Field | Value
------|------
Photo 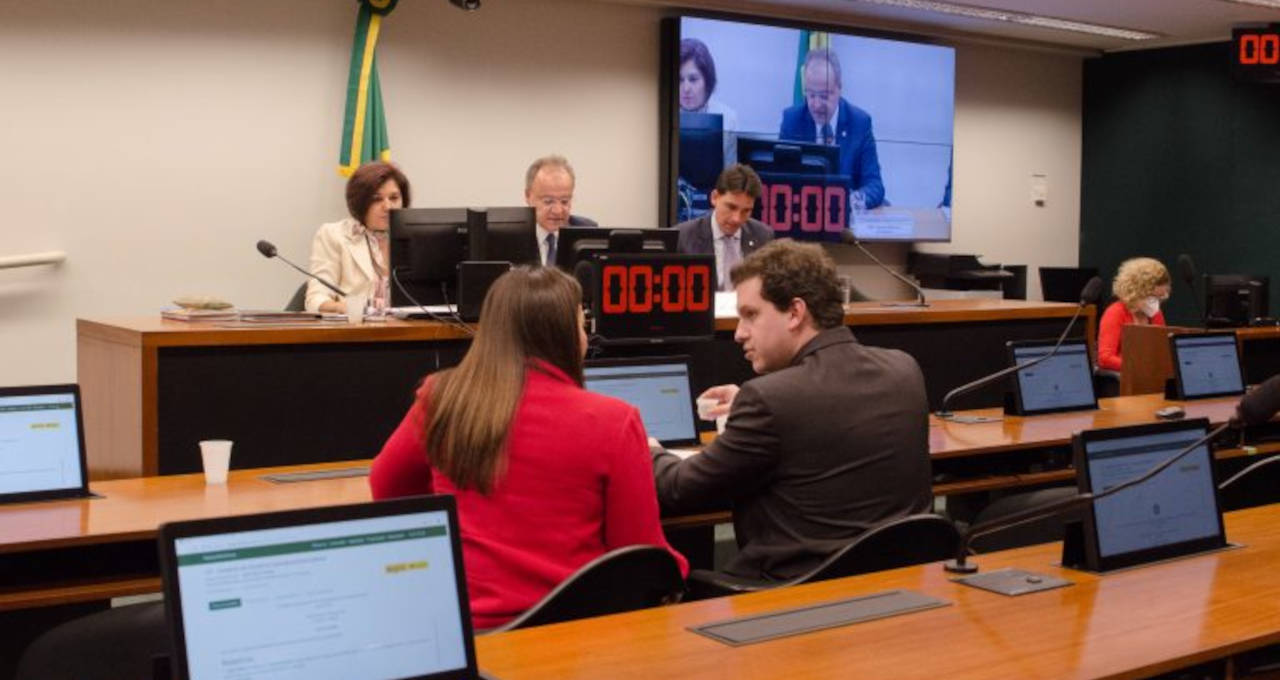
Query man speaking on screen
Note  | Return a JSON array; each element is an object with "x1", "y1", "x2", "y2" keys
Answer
[{"x1": 779, "y1": 48, "x2": 885, "y2": 211}]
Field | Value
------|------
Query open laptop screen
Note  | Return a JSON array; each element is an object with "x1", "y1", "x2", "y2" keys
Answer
[
  {"x1": 1171, "y1": 333, "x2": 1244, "y2": 399},
  {"x1": 0, "y1": 384, "x2": 89, "y2": 503},
  {"x1": 1007, "y1": 340, "x2": 1098, "y2": 415},
  {"x1": 161, "y1": 497, "x2": 476, "y2": 680},
  {"x1": 1074, "y1": 419, "x2": 1226, "y2": 571},
  {"x1": 584, "y1": 357, "x2": 699, "y2": 447}
]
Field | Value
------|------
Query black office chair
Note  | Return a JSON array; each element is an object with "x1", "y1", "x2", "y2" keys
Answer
[
  {"x1": 686, "y1": 514, "x2": 960, "y2": 599},
  {"x1": 482, "y1": 545, "x2": 686, "y2": 634},
  {"x1": 967, "y1": 486, "x2": 1082, "y2": 553},
  {"x1": 15, "y1": 601, "x2": 169, "y2": 680},
  {"x1": 284, "y1": 282, "x2": 307, "y2": 311},
  {"x1": 1039, "y1": 266, "x2": 1100, "y2": 303}
]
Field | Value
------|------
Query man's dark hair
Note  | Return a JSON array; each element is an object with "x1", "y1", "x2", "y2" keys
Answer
[
  {"x1": 714, "y1": 163, "x2": 763, "y2": 200},
  {"x1": 730, "y1": 240, "x2": 844, "y2": 329}
]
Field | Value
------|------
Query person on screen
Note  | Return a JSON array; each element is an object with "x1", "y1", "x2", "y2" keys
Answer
[
  {"x1": 305, "y1": 161, "x2": 410, "y2": 313},
  {"x1": 371, "y1": 267, "x2": 687, "y2": 630},
  {"x1": 679, "y1": 38, "x2": 739, "y2": 164},
  {"x1": 1097, "y1": 257, "x2": 1171, "y2": 371},
  {"x1": 778, "y1": 48, "x2": 885, "y2": 211},
  {"x1": 650, "y1": 240, "x2": 931, "y2": 582},
  {"x1": 523, "y1": 155, "x2": 597, "y2": 268},
  {"x1": 674, "y1": 164, "x2": 773, "y2": 292}
]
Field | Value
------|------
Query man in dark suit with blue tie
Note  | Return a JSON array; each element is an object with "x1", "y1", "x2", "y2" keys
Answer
[
  {"x1": 778, "y1": 48, "x2": 885, "y2": 211},
  {"x1": 674, "y1": 164, "x2": 774, "y2": 292}
]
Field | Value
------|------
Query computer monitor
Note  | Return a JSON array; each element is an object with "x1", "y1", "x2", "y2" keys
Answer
[
  {"x1": 1169, "y1": 332, "x2": 1245, "y2": 399},
  {"x1": 159, "y1": 496, "x2": 479, "y2": 680},
  {"x1": 1072, "y1": 418, "x2": 1226, "y2": 571},
  {"x1": 474, "y1": 206, "x2": 539, "y2": 266},
  {"x1": 736, "y1": 135, "x2": 841, "y2": 176},
  {"x1": 677, "y1": 112, "x2": 724, "y2": 221},
  {"x1": 389, "y1": 208, "x2": 472, "y2": 307},
  {"x1": 0, "y1": 383, "x2": 91, "y2": 504},
  {"x1": 583, "y1": 357, "x2": 700, "y2": 448},
  {"x1": 1005, "y1": 339, "x2": 1098, "y2": 415},
  {"x1": 1039, "y1": 267, "x2": 1100, "y2": 303},
  {"x1": 1204, "y1": 273, "x2": 1269, "y2": 327},
  {"x1": 553, "y1": 227, "x2": 680, "y2": 271},
  {"x1": 736, "y1": 135, "x2": 849, "y2": 242}
]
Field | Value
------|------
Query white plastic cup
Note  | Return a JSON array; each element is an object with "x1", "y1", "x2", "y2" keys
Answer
[
  {"x1": 715, "y1": 414, "x2": 728, "y2": 434},
  {"x1": 838, "y1": 276, "x2": 854, "y2": 305},
  {"x1": 199, "y1": 440, "x2": 233, "y2": 485},
  {"x1": 345, "y1": 293, "x2": 368, "y2": 324},
  {"x1": 696, "y1": 397, "x2": 719, "y2": 421}
]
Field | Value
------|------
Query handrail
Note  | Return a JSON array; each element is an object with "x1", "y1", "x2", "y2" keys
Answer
[{"x1": 0, "y1": 251, "x2": 66, "y2": 270}]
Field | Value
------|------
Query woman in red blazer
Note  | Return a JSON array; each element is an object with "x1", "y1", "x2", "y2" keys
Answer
[
  {"x1": 371, "y1": 266, "x2": 687, "y2": 630},
  {"x1": 1097, "y1": 257, "x2": 1171, "y2": 371}
]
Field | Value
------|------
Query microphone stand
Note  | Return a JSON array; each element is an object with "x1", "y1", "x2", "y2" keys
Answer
[
  {"x1": 944, "y1": 421, "x2": 1230, "y2": 574},
  {"x1": 840, "y1": 231, "x2": 927, "y2": 307}
]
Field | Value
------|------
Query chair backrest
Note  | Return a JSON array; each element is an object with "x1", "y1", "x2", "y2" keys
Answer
[
  {"x1": 15, "y1": 601, "x2": 168, "y2": 680},
  {"x1": 488, "y1": 545, "x2": 685, "y2": 633},
  {"x1": 968, "y1": 486, "x2": 1082, "y2": 553},
  {"x1": 284, "y1": 282, "x2": 307, "y2": 311},
  {"x1": 790, "y1": 514, "x2": 960, "y2": 586}
]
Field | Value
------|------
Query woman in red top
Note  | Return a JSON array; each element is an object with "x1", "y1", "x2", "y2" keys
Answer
[
  {"x1": 1097, "y1": 257, "x2": 1171, "y2": 371},
  {"x1": 370, "y1": 267, "x2": 687, "y2": 630}
]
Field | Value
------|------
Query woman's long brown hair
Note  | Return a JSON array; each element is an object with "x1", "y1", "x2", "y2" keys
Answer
[{"x1": 423, "y1": 266, "x2": 584, "y2": 494}]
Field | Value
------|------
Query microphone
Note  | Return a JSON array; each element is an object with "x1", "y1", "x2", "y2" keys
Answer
[
  {"x1": 936, "y1": 276, "x2": 1103, "y2": 419},
  {"x1": 1178, "y1": 253, "x2": 1206, "y2": 327},
  {"x1": 840, "y1": 230, "x2": 927, "y2": 307},
  {"x1": 944, "y1": 420, "x2": 1231, "y2": 573},
  {"x1": 256, "y1": 240, "x2": 347, "y2": 298}
]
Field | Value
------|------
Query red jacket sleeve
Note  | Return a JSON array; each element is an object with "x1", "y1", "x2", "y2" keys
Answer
[
  {"x1": 370, "y1": 399, "x2": 434, "y2": 500},
  {"x1": 602, "y1": 409, "x2": 690, "y2": 577},
  {"x1": 1097, "y1": 302, "x2": 1125, "y2": 371}
]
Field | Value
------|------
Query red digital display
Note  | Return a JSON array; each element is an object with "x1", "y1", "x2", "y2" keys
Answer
[
  {"x1": 590, "y1": 253, "x2": 715, "y2": 344},
  {"x1": 1233, "y1": 26, "x2": 1280, "y2": 83},
  {"x1": 755, "y1": 179, "x2": 848, "y2": 238}
]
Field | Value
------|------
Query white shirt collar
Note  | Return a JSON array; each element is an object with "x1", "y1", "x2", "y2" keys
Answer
[{"x1": 816, "y1": 104, "x2": 840, "y2": 140}]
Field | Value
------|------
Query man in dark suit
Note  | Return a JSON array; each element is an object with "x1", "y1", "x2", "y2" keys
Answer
[
  {"x1": 674, "y1": 164, "x2": 774, "y2": 291},
  {"x1": 778, "y1": 48, "x2": 885, "y2": 211},
  {"x1": 651, "y1": 240, "x2": 931, "y2": 581},
  {"x1": 524, "y1": 155, "x2": 597, "y2": 267}
]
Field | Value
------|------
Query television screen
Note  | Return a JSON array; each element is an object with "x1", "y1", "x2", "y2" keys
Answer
[{"x1": 667, "y1": 16, "x2": 955, "y2": 242}]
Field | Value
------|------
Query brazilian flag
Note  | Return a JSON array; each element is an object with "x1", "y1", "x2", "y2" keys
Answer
[
  {"x1": 792, "y1": 30, "x2": 831, "y2": 107},
  {"x1": 338, "y1": 0, "x2": 399, "y2": 177}
]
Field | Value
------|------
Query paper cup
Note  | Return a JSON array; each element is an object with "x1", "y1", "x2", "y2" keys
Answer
[
  {"x1": 345, "y1": 293, "x2": 368, "y2": 324},
  {"x1": 715, "y1": 414, "x2": 728, "y2": 434},
  {"x1": 696, "y1": 397, "x2": 719, "y2": 421},
  {"x1": 199, "y1": 439, "x2": 233, "y2": 485}
]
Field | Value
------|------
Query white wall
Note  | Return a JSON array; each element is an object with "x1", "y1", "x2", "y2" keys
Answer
[{"x1": 0, "y1": 0, "x2": 1081, "y2": 386}]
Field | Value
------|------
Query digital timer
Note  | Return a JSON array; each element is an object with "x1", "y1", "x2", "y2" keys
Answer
[
  {"x1": 587, "y1": 253, "x2": 715, "y2": 344},
  {"x1": 1233, "y1": 25, "x2": 1280, "y2": 83}
]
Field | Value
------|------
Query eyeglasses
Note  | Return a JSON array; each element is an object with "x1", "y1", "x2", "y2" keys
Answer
[{"x1": 803, "y1": 90, "x2": 837, "y2": 100}]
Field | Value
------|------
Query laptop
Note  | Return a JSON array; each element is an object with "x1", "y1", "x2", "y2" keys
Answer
[
  {"x1": 159, "y1": 496, "x2": 482, "y2": 680},
  {"x1": 1169, "y1": 332, "x2": 1245, "y2": 399},
  {"x1": 583, "y1": 356, "x2": 701, "y2": 452},
  {"x1": 1072, "y1": 418, "x2": 1226, "y2": 572},
  {"x1": 0, "y1": 384, "x2": 92, "y2": 504},
  {"x1": 1005, "y1": 339, "x2": 1099, "y2": 415}
]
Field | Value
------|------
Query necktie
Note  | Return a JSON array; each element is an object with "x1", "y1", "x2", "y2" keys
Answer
[
  {"x1": 821, "y1": 123, "x2": 834, "y2": 146},
  {"x1": 720, "y1": 235, "x2": 740, "y2": 292},
  {"x1": 545, "y1": 232, "x2": 557, "y2": 267}
]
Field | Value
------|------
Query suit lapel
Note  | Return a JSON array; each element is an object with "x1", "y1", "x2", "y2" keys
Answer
[{"x1": 346, "y1": 227, "x2": 376, "y2": 283}]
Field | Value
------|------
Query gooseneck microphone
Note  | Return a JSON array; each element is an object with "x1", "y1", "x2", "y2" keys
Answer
[
  {"x1": 944, "y1": 421, "x2": 1231, "y2": 574},
  {"x1": 1178, "y1": 253, "x2": 1206, "y2": 327},
  {"x1": 840, "y1": 230, "x2": 927, "y2": 307},
  {"x1": 936, "y1": 276, "x2": 1103, "y2": 418},
  {"x1": 256, "y1": 240, "x2": 347, "y2": 298}
]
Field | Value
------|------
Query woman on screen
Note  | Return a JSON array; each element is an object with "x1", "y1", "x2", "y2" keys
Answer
[
  {"x1": 304, "y1": 161, "x2": 410, "y2": 314},
  {"x1": 1097, "y1": 257, "x2": 1171, "y2": 371},
  {"x1": 370, "y1": 267, "x2": 688, "y2": 629},
  {"x1": 679, "y1": 38, "x2": 739, "y2": 163}
]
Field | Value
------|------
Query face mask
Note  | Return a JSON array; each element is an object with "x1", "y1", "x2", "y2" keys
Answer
[{"x1": 1139, "y1": 297, "x2": 1160, "y2": 318}]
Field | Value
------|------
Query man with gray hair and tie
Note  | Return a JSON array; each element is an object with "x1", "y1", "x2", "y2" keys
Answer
[
  {"x1": 674, "y1": 164, "x2": 774, "y2": 292},
  {"x1": 523, "y1": 154, "x2": 597, "y2": 268},
  {"x1": 778, "y1": 48, "x2": 885, "y2": 211}
]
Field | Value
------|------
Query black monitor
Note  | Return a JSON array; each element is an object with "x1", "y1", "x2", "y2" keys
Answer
[
  {"x1": 1039, "y1": 267, "x2": 1099, "y2": 303},
  {"x1": 1204, "y1": 274, "x2": 1269, "y2": 327},
  {"x1": 553, "y1": 227, "x2": 680, "y2": 271},
  {"x1": 389, "y1": 208, "x2": 472, "y2": 306},
  {"x1": 737, "y1": 135, "x2": 841, "y2": 176},
  {"x1": 475, "y1": 206, "x2": 539, "y2": 266},
  {"x1": 677, "y1": 112, "x2": 724, "y2": 221}
]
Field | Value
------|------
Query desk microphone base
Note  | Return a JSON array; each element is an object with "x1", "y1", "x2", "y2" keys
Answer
[{"x1": 951, "y1": 568, "x2": 1073, "y2": 597}]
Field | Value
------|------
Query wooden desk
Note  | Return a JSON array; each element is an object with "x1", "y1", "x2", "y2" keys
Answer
[
  {"x1": 77, "y1": 300, "x2": 1090, "y2": 479},
  {"x1": 1120, "y1": 324, "x2": 1280, "y2": 395},
  {"x1": 476, "y1": 504, "x2": 1280, "y2": 680}
]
